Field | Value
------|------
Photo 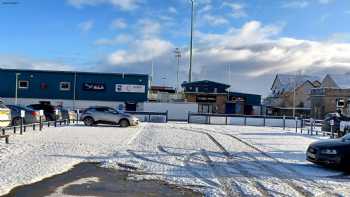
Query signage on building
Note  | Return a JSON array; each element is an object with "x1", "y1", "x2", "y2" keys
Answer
[
  {"x1": 196, "y1": 95, "x2": 216, "y2": 103},
  {"x1": 115, "y1": 84, "x2": 145, "y2": 93},
  {"x1": 83, "y1": 83, "x2": 106, "y2": 91}
]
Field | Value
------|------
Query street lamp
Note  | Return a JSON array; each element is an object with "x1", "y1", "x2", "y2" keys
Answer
[
  {"x1": 15, "y1": 73, "x2": 20, "y2": 105},
  {"x1": 188, "y1": 0, "x2": 194, "y2": 83}
]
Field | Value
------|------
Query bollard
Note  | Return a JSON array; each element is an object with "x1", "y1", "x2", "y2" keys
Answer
[
  {"x1": 39, "y1": 116, "x2": 42, "y2": 131},
  {"x1": 14, "y1": 126, "x2": 16, "y2": 134},
  {"x1": 2, "y1": 128, "x2": 5, "y2": 135},
  {"x1": 24, "y1": 125, "x2": 26, "y2": 133},
  {"x1": 33, "y1": 124, "x2": 35, "y2": 131},
  {"x1": 5, "y1": 136, "x2": 9, "y2": 144},
  {"x1": 295, "y1": 117, "x2": 298, "y2": 133},
  {"x1": 20, "y1": 118, "x2": 23, "y2": 135},
  {"x1": 283, "y1": 115, "x2": 286, "y2": 130}
]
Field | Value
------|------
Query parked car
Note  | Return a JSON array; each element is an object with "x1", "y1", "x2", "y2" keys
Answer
[
  {"x1": 322, "y1": 112, "x2": 350, "y2": 137},
  {"x1": 6, "y1": 105, "x2": 41, "y2": 126},
  {"x1": 306, "y1": 133, "x2": 350, "y2": 167},
  {"x1": 0, "y1": 102, "x2": 11, "y2": 127},
  {"x1": 80, "y1": 106, "x2": 139, "y2": 127},
  {"x1": 27, "y1": 103, "x2": 62, "y2": 121}
]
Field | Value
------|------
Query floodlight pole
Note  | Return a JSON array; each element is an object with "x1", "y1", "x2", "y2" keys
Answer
[
  {"x1": 175, "y1": 48, "x2": 181, "y2": 92},
  {"x1": 188, "y1": 0, "x2": 194, "y2": 83}
]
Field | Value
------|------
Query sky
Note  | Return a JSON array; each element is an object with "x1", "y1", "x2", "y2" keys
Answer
[{"x1": 1, "y1": 0, "x2": 350, "y2": 96}]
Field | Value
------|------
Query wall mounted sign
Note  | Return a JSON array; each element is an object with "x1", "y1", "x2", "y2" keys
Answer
[
  {"x1": 115, "y1": 84, "x2": 145, "y2": 93},
  {"x1": 83, "y1": 83, "x2": 106, "y2": 91}
]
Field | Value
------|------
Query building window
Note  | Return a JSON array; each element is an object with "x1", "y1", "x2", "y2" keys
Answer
[
  {"x1": 214, "y1": 88, "x2": 217, "y2": 93},
  {"x1": 195, "y1": 87, "x2": 199, "y2": 92},
  {"x1": 18, "y1": 80, "x2": 29, "y2": 89},
  {"x1": 60, "y1": 82, "x2": 71, "y2": 91}
]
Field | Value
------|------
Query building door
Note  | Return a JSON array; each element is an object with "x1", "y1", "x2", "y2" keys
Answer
[
  {"x1": 125, "y1": 102, "x2": 137, "y2": 111},
  {"x1": 199, "y1": 104, "x2": 213, "y2": 113},
  {"x1": 225, "y1": 102, "x2": 235, "y2": 114}
]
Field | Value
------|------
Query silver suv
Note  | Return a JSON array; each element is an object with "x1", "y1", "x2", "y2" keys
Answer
[{"x1": 80, "y1": 106, "x2": 139, "y2": 127}]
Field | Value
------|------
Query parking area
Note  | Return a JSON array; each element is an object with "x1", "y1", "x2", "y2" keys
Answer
[{"x1": 1, "y1": 122, "x2": 349, "y2": 196}]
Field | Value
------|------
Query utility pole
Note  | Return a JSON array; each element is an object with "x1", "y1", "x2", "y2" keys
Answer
[
  {"x1": 174, "y1": 48, "x2": 181, "y2": 92},
  {"x1": 188, "y1": 0, "x2": 194, "y2": 82}
]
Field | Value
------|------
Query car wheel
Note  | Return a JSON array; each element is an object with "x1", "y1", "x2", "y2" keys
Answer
[
  {"x1": 12, "y1": 117, "x2": 22, "y2": 126},
  {"x1": 119, "y1": 119, "x2": 130, "y2": 128},
  {"x1": 83, "y1": 117, "x2": 94, "y2": 126}
]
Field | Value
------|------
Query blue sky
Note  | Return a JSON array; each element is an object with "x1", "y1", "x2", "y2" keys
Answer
[{"x1": 1, "y1": 0, "x2": 350, "y2": 96}]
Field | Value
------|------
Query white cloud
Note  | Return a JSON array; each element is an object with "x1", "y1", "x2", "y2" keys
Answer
[
  {"x1": 78, "y1": 20, "x2": 94, "y2": 32},
  {"x1": 107, "y1": 38, "x2": 173, "y2": 65},
  {"x1": 67, "y1": 0, "x2": 140, "y2": 10},
  {"x1": 282, "y1": 1, "x2": 309, "y2": 8},
  {"x1": 0, "y1": 54, "x2": 75, "y2": 71},
  {"x1": 110, "y1": 18, "x2": 127, "y2": 29},
  {"x1": 95, "y1": 34, "x2": 132, "y2": 45},
  {"x1": 137, "y1": 19, "x2": 161, "y2": 38},
  {"x1": 318, "y1": 0, "x2": 335, "y2": 4},
  {"x1": 222, "y1": 2, "x2": 247, "y2": 18},
  {"x1": 168, "y1": 6, "x2": 177, "y2": 14},
  {"x1": 203, "y1": 14, "x2": 229, "y2": 26}
]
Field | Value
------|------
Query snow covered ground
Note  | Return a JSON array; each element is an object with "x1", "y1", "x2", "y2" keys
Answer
[{"x1": 0, "y1": 122, "x2": 349, "y2": 196}]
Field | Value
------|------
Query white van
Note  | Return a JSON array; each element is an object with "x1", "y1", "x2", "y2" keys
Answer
[{"x1": 0, "y1": 101, "x2": 11, "y2": 128}]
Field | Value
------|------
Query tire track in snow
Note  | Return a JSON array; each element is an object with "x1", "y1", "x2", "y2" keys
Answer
[
  {"x1": 175, "y1": 126, "x2": 271, "y2": 197},
  {"x1": 194, "y1": 126, "x2": 340, "y2": 197}
]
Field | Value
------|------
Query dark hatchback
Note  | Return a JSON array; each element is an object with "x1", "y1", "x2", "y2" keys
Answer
[{"x1": 307, "y1": 134, "x2": 350, "y2": 168}]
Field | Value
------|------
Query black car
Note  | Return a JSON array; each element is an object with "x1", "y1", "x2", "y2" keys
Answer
[
  {"x1": 306, "y1": 134, "x2": 350, "y2": 167},
  {"x1": 27, "y1": 103, "x2": 62, "y2": 121}
]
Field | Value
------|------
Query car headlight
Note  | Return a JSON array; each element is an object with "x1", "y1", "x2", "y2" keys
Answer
[{"x1": 320, "y1": 149, "x2": 338, "y2": 155}]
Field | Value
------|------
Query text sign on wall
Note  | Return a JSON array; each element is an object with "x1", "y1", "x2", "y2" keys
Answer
[
  {"x1": 115, "y1": 84, "x2": 145, "y2": 93},
  {"x1": 83, "y1": 83, "x2": 106, "y2": 91}
]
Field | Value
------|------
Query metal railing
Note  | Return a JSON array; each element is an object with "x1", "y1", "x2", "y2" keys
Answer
[
  {"x1": 125, "y1": 111, "x2": 168, "y2": 123},
  {"x1": 0, "y1": 117, "x2": 78, "y2": 144}
]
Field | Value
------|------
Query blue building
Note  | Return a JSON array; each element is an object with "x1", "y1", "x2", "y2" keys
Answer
[{"x1": 0, "y1": 68, "x2": 149, "y2": 111}]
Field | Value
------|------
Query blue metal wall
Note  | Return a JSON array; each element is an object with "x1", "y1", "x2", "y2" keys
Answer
[{"x1": 0, "y1": 69, "x2": 149, "y2": 102}]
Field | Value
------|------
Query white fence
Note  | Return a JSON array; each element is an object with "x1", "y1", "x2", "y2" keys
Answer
[
  {"x1": 143, "y1": 102, "x2": 198, "y2": 121},
  {"x1": 188, "y1": 113, "x2": 302, "y2": 128},
  {"x1": 125, "y1": 111, "x2": 168, "y2": 123}
]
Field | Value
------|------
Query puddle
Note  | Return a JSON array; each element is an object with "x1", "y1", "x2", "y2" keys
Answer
[{"x1": 2, "y1": 162, "x2": 202, "y2": 197}]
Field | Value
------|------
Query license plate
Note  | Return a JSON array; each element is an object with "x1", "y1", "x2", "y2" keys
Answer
[{"x1": 307, "y1": 152, "x2": 316, "y2": 159}]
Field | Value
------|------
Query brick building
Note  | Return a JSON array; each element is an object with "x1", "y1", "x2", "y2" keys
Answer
[
  {"x1": 311, "y1": 74, "x2": 350, "y2": 119},
  {"x1": 264, "y1": 74, "x2": 321, "y2": 116},
  {"x1": 181, "y1": 80, "x2": 261, "y2": 114}
]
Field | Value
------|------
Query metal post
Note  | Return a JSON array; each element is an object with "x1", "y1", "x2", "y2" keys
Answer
[
  {"x1": 20, "y1": 118, "x2": 23, "y2": 135},
  {"x1": 296, "y1": 117, "x2": 298, "y2": 133},
  {"x1": 283, "y1": 115, "x2": 286, "y2": 130},
  {"x1": 188, "y1": 0, "x2": 194, "y2": 82},
  {"x1": 39, "y1": 116, "x2": 42, "y2": 131},
  {"x1": 331, "y1": 124, "x2": 334, "y2": 139}
]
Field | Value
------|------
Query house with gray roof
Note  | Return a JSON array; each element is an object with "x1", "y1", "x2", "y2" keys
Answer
[
  {"x1": 310, "y1": 74, "x2": 350, "y2": 118},
  {"x1": 264, "y1": 74, "x2": 321, "y2": 116}
]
